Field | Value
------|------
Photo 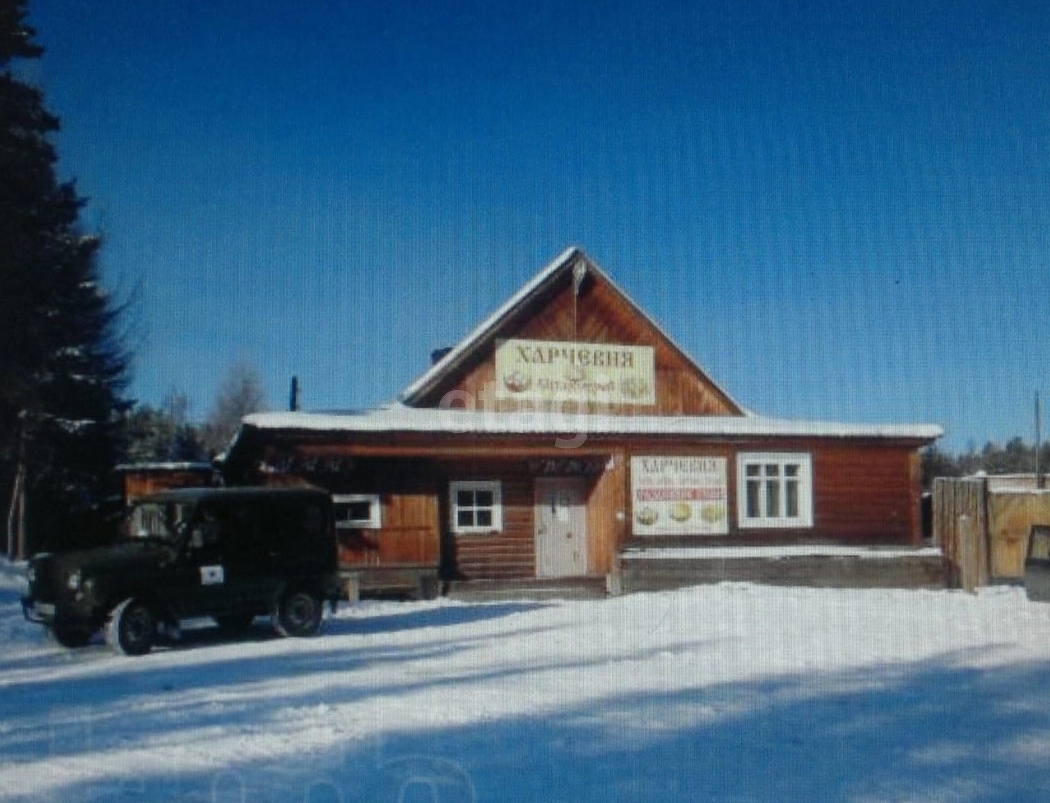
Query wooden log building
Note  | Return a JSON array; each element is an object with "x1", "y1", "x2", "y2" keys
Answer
[
  {"x1": 116, "y1": 462, "x2": 217, "y2": 504},
  {"x1": 223, "y1": 247, "x2": 942, "y2": 595}
]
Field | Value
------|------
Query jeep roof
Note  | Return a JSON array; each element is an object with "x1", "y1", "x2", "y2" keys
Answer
[{"x1": 136, "y1": 485, "x2": 331, "y2": 505}]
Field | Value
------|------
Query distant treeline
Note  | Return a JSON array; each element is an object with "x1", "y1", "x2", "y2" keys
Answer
[{"x1": 923, "y1": 437, "x2": 1050, "y2": 487}]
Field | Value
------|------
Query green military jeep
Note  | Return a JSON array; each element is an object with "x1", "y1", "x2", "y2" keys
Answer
[{"x1": 22, "y1": 486, "x2": 341, "y2": 655}]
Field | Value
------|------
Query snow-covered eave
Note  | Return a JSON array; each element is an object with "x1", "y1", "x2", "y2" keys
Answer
[
  {"x1": 241, "y1": 407, "x2": 943, "y2": 443},
  {"x1": 114, "y1": 462, "x2": 214, "y2": 472}
]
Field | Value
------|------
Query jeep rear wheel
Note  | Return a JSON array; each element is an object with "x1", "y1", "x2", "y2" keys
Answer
[
  {"x1": 272, "y1": 590, "x2": 323, "y2": 637},
  {"x1": 106, "y1": 598, "x2": 156, "y2": 656}
]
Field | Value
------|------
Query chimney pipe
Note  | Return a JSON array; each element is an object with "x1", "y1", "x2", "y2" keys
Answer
[{"x1": 289, "y1": 376, "x2": 301, "y2": 412}]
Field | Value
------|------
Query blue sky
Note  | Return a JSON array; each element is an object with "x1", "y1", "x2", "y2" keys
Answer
[{"x1": 25, "y1": 0, "x2": 1050, "y2": 451}]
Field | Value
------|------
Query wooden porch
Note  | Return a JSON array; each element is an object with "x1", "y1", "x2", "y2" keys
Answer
[{"x1": 613, "y1": 544, "x2": 947, "y2": 593}]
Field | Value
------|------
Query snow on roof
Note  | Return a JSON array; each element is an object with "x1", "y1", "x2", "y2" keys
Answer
[
  {"x1": 621, "y1": 545, "x2": 943, "y2": 560},
  {"x1": 398, "y1": 246, "x2": 745, "y2": 412},
  {"x1": 114, "y1": 462, "x2": 214, "y2": 472},
  {"x1": 242, "y1": 405, "x2": 943, "y2": 442},
  {"x1": 980, "y1": 474, "x2": 1050, "y2": 494}
]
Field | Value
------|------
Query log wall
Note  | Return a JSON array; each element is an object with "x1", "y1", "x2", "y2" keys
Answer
[
  {"x1": 586, "y1": 451, "x2": 628, "y2": 574},
  {"x1": 811, "y1": 442, "x2": 923, "y2": 544},
  {"x1": 122, "y1": 468, "x2": 215, "y2": 504},
  {"x1": 444, "y1": 465, "x2": 536, "y2": 580},
  {"x1": 624, "y1": 439, "x2": 924, "y2": 546},
  {"x1": 336, "y1": 492, "x2": 440, "y2": 569},
  {"x1": 241, "y1": 433, "x2": 928, "y2": 582}
]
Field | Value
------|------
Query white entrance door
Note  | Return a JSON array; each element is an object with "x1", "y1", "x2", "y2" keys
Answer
[{"x1": 535, "y1": 478, "x2": 588, "y2": 578}]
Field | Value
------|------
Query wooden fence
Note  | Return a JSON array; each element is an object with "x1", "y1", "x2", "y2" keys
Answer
[{"x1": 933, "y1": 476, "x2": 1050, "y2": 589}]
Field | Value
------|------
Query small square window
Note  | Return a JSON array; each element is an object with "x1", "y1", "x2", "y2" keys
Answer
[
  {"x1": 332, "y1": 494, "x2": 382, "y2": 529},
  {"x1": 449, "y1": 481, "x2": 502, "y2": 534}
]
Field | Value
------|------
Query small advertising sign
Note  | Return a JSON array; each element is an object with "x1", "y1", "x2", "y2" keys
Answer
[
  {"x1": 631, "y1": 456, "x2": 728, "y2": 536},
  {"x1": 495, "y1": 339, "x2": 656, "y2": 406},
  {"x1": 199, "y1": 565, "x2": 225, "y2": 586}
]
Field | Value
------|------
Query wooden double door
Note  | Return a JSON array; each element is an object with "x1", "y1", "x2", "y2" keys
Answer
[{"x1": 534, "y1": 478, "x2": 589, "y2": 578}]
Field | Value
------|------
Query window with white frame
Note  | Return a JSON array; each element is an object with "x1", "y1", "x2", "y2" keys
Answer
[
  {"x1": 332, "y1": 494, "x2": 382, "y2": 529},
  {"x1": 449, "y1": 481, "x2": 502, "y2": 534},
  {"x1": 736, "y1": 453, "x2": 813, "y2": 528}
]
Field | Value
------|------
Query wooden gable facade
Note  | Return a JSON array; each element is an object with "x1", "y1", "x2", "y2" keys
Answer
[
  {"x1": 224, "y1": 247, "x2": 941, "y2": 595},
  {"x1": 402, "y1": 250, "x2": 742, "y2": 418}
]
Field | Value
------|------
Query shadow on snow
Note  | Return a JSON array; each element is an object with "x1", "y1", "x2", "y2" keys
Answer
[{"x1": 2, "y1": 640, "x2": 1049, "y2": 802}]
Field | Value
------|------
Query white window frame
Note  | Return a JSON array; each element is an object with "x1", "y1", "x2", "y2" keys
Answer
[
  {"x1": 736, "y1": 453, "x2": 813, "y2": 529},
  {"x1": 332, "y1": 494, "x2": 383, "y2": 529},
  {"x1": 449, "y1": 480, "x2": 502, "y2": 534}
]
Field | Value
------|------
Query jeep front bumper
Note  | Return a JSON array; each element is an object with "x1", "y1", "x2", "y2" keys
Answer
[{"x1": 21, "y1": 597, "x2": 56, "y2": 625}]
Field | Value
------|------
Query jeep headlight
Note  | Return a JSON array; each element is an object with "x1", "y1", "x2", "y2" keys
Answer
[{"x1": 66, "y1": 570, "x2": 82, "y2": 591}]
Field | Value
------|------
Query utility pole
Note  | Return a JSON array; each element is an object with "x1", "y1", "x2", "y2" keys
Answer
[{"x1": 289, "y1": 376, "x2": 301, "y2": 412}]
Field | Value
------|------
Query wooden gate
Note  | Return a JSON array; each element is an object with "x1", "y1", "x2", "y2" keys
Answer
[
  {"x1": 933, "y1": 476, "x2": 1050, "y2": 588},
  {"x1": 932, "y1": 477, "x2": 988, "y2": 590}
]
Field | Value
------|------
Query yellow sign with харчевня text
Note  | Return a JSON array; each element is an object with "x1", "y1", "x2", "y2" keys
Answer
[{"x1": 494, "y1": 339, "x2": 656, "y2": 405}]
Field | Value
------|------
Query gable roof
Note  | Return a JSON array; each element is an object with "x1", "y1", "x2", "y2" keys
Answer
[{"x1": 399, "y1": 246, "x2": 745, "y2": 413}]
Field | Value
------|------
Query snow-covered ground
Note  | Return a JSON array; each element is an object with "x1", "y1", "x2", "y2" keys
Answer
[{"x1": 2, "y1": 559, "x2": 1049, "y2": 803}]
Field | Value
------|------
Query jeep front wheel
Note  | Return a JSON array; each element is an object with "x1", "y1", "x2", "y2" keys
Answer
[
  {"x1": 272, "y1": 590, "x2": 323, "y2": 637},
  {"x1": 106, "y1": 598, "x2": 156, "y2": 656}
]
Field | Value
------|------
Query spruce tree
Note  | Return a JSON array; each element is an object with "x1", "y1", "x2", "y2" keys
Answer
[{"x1": 1, "y1": 0, "x2": 129, "y2": 555}]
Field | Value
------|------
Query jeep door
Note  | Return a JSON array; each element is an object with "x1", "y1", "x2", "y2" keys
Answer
[
  {"x1": 268, "y1": 495, "x2": 335, "y2": 583},
  {"x1": 221, "y1": 499, "x2": 281, "y2": 612},
  {"x1": 168, "y1": 502, "x2": 242, "y2": 619}
]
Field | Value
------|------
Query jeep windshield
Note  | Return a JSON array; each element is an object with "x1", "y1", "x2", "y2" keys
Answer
[{"x1": 123, "y1": 501, "x2": 194, "y2": 542}]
